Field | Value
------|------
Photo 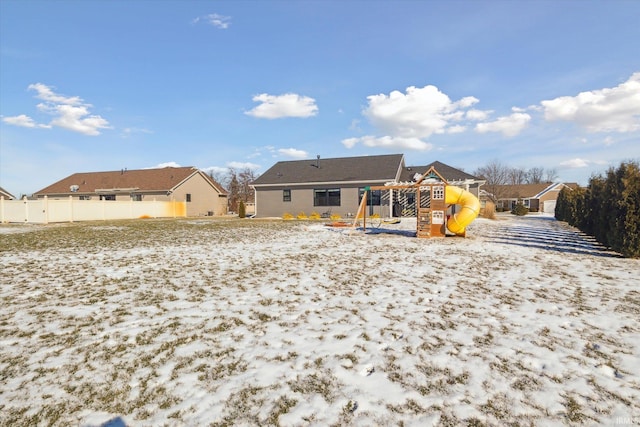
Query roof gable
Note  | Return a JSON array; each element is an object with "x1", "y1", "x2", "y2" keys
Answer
[
  {"x1": 401, "y1": 161, "x2": 479, "y2": 182},
  {"x1": 34, "y1": 167, "x2": 226, "y2": 195},
  {"x1": 252, "y1": 154, "x2": 405, "y2": 186},
  {"x1": 0, "y1": 186, "x2": 16, "y2": 200}
]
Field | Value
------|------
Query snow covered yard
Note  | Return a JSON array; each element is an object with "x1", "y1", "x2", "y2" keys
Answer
[{"x1": 1, "y1": 215, "x2": 639, "y2": 426}]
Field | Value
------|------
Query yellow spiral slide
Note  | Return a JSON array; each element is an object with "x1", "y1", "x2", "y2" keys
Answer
[{"x1": 445, "y1": 185, "x2": 481, "y2": 236}]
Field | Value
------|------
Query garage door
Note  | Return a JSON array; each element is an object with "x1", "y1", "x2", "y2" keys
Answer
[{"x1": 544, "y1": 200, "x2": 556, "y2": 214}]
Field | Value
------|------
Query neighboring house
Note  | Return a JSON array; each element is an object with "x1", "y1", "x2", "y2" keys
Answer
[
  {"x1": 33, "y1": 166, "x2": 228, "y2": 217},
  {"x1": 489, "y1": 182, "x2": 579, "y2": 213},
  {"x1": 251, "y1": 154, "x2": 484, "y2": 218},
  {"x1": 0, "y1": 187, "x2": 16, "y2": 200}
]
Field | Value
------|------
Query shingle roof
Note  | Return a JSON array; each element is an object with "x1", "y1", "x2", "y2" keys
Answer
[
  {"x1": 492, "y1": 183, "x2": 581, "y2": 199},
  {"x1": 34, "y1": 167, "x2": 227, "y2": 195},
  {"x1": 252, "y1": 154, "x2": 405, "y2": 186},
  {"x1": 400, "y1": 161, "x2": 479, "y2": 182},
  {"x1": 0, "y1": 186, "x2": 16, "y2": 199}
]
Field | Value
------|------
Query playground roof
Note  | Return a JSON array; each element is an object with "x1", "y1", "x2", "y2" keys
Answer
[{"x1": 252, "y1": 154, "x2": 405, "y2": 186}]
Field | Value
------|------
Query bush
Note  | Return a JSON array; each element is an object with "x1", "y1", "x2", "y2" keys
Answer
[
  {"x1": 555, "y1": 160, "x2": 640, "y2": 258},
  {"x1": 282, "y1": 212, "x2": 294, "y2": 220},
  {"x1": 296, "y1": 212, "x2": 308, "y2": 220},
  {"x1": 309, "y1": 211, "x2": 321, "y2": 220},
  {"x1": 511, "y1": 202, "x2": 528, "y2": 216},
  {"x1": 238, "y1": 201, "x2": 246, "y2": 218},
  {"x1": 482, "y1": 201, "x2": 496, "y2": 220}
]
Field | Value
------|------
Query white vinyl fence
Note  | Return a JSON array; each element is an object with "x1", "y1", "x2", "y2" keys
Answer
[{"x1": 0, "y1": 196, "x2": 186, "y2": 224}]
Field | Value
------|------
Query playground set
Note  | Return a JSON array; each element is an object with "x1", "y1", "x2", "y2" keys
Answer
[{"x1": 349, "y1": 166, "x2": 481, "y2": 238}]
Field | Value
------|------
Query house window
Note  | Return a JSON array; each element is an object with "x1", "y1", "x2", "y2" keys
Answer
[
  {"x1": 358, "y1": 188, "x2": 381, "y2": 206},
  {"x1": 283, "y1": 189, "x2": 291, "y2": 202},
  {"x1": 186, "y1": 194, "x2": 192, "y2": 202},
  {"x1": 523, "y1": 199, "x2": 530, "y2": 208},
  {"x1": 79, "y1": 195, "x2": 91, "y2": 200},
  {"x1": 314, "y1": 188, "x2": 340, "y2": 206},
  {"x1": 100, "y1": 195, "x2": 116, "y2": 201},
  {"x1": 131, "y1": 194, "x2": 142, "y2": 201}
]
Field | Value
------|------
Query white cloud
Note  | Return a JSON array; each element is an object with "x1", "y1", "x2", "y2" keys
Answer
[
  {"x1": 148, "y1": 162, "x2": 182, "y2": 169},
  {"x1": 341, "y1": 135, "x2": 432, "y2": 151},
  {"x1": 541, "y1": 72, "x2": 640, "y2": 133},
  {"x1": 363, "y1": 85, "x2": 485, "y2": 139},
  {"x1": 245, "y1": 93, "x2": 318, "y2": 119},
  {"x1": 228, "y1": 161, "x2": 261, "y2": 170},
  {"x1": 475, "y1": 112, "x2": 531, "y2": 137},
  {"x1": 560, "y1": 158, "x2": 590, "y2": 168},
  {"x1": 1, "y1": 114, "x2": 49, "y2": 129},
  {"x1": 3, "y1": 83, "x2": 112, "y2": 136},
  {"x1": 278, "y1": 148, "x2": 308, "y2": 159},
  {"x1": 121, "y1": 127, "x2": 153, "y2": 137},
  {"x1": 466, "y1": 109, "x2": 491, "y2": 121},
  {"x1": 192, "y1": 13, "x2": 231, "y2": 29},
  {"x1": 201, "y1": 166, "x2": 229, "y2": 176}
]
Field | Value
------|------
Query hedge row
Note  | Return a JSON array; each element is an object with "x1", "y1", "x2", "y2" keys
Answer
[{"x1": 555, "y1": 160, "x2": 640, "y2": 258}]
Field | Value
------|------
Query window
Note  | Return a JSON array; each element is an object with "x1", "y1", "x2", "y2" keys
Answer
[
  {"x1": 358, "y1": 188, "x2": 381, "y2": 206},
  {"x1": 186, "y1": 194, "x2": 192, "y2": 202},
  {"x1": 79, "y1": 195, "x2": 91, "y2": 200},
  {"x1": 433, "y1": 186, "x2": 444, "y2": 200},
  {"x1": 314, "y1": 188, "x2": 341, "y2": 206},
  {"x1": 100, "y1": 195, "x2": 115, "y2": 201},
  {"x1": 131, "y1": 194, "x2": 142, "y2": 201},
  {"x1": 283, "y1": 189, "x2": 291, "y2": 202}
]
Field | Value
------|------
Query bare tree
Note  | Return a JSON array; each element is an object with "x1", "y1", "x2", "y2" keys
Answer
[
  {"x1": 221, "y1": 167, "x2": 260, "y2": 213},
  {"x1": 527, "y1": 167, "x2": 545, "y2": 184},
  {"x1": 474, "y1": 160, "x2": 510, "y2": 202},
  {"x1": 237, "y1": 167, "x2": 258, "y2": 204},
  {"x1": 227, "y1": 168, "x2": 240, "y2": 213},
  {"x1": 544, "y1": 168, "x2": 559, "y2": 183},
  {"x1": 507, "y1": 167, "x2": 528, "y2": 185}
]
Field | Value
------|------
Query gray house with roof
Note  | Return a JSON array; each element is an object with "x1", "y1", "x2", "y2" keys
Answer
[{"x1": 251, "y1": 154, "x2": 484, "y2": 218}]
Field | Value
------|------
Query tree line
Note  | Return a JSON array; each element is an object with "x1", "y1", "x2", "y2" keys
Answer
[
  {"x1": 473, "y1": 160, "x2": 559, "y2": 202},
  {"x1": 555, "y1": 160, "x2": 640, "y2": 258}
]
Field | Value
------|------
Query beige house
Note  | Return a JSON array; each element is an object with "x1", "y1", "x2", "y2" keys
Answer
[
  {"x1": 490, "y1": 182, "x2": 579, "y2": 213},
  {"x1": 251, "y1": 155, "x2": 484, "y2": 218},
  {"x1": 34, "y1": 166, "x2": 228, "y2": 217}
]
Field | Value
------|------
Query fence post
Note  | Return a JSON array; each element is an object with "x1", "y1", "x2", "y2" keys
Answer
[
  {"x1": 0, "y1": 196, "x2": 4, "y2": 223},
  {"x1": 23, "y1": 196, "x2": 29, "y2": 222},
  {"x1": 43, "y1": 196, "x2": 49, "y2": 224}
]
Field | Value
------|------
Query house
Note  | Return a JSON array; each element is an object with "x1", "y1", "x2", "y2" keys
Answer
[
  {"x1": 490, "y1": 182, "x2": 579, "y2": 214},
  {"x1": 251, "y1": 154, "x2": 484, "y2": 218},
  {"x1": 0, "y1": 186, "x2": 16, "y2": 200},
  {"x1": 33, "y1": 166, "x2": 228, "y2": 217}
]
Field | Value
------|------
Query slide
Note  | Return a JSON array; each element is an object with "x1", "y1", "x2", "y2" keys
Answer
[{"x1": 445, "y1": 185, "x2": 481, "y2": 236}]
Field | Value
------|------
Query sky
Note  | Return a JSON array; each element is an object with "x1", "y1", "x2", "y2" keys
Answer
[{"x1": 1, "y1": 0, "x2": 639, "y2": 197}]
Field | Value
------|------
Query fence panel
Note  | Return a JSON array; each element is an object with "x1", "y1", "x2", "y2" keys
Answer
[{"x1": 0, "y1": 197, "x2": 186, "y2": 223}]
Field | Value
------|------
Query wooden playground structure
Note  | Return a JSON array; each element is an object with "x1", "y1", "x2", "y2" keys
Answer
[{"x1": 351, "y1": 166, "x2": 481, "y2": 238}]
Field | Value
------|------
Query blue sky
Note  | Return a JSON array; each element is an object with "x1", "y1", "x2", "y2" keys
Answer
[{"x1": 1, "y1": 0, "x2": 639, "y2": 197}]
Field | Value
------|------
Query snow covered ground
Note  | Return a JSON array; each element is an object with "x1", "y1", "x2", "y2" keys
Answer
[{"x1": 1, "y1": 215, "x2": 639, "y2": 426}]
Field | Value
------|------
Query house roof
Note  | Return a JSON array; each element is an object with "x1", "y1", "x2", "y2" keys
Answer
[
  {"x1": 0, "y1": 186, "x2": 16, "y2": 200},
  {"x1": 34, "y1": 167, "x2": 227, "y2": 196},
  {"x1": 252, "y1": 154, "x2": 405, "y2": 186},
  {"x1": 493, "y1": 182, "x2": 578, "y2": 199},
  {"x1": 400, "y1": 161, "x2": 480, "y2": 183}
]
